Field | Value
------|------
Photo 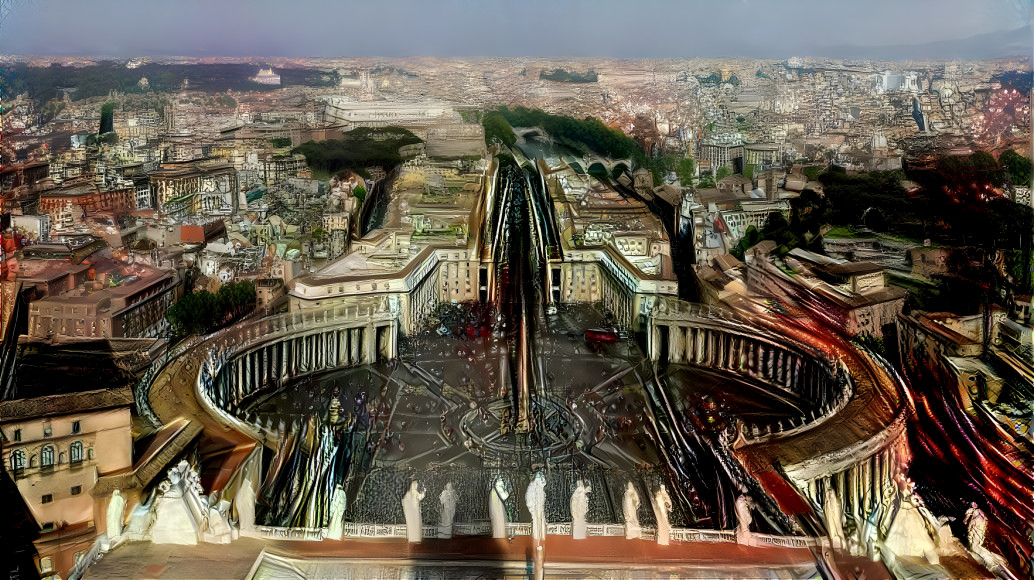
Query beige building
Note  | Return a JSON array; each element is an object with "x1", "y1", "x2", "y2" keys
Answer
[
  {"x1": 2, "y1": 386, "x2": 133, "y2": 579},
  {"x1": 26, "y1": 256, "x2": 181, "y2": 340}
]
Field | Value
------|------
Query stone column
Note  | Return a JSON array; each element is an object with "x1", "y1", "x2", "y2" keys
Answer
[{"x1": 365, "y1": 325, "x2": 376, "y2": 365}]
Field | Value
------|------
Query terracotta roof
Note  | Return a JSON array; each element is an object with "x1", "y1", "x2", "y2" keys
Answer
[
  {"x1": 0, "y1": 386, "x2": 133, "y2": 422},
  {"x1": 180, "y1": 225, "x2": 205, "y2": 244}
]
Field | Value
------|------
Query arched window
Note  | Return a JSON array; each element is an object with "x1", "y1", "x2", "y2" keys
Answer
[
  {"x1": 10, "y1": 449, "x2": 25, "y2": 471},
  {"x1": 70, "y1": 441, "x2": 83, "y2": 464},
  {"x1": 40, "y1": 445, "x2": 54, "y2": 468}
]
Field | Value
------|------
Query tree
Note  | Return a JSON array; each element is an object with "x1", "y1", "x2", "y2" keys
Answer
[
  {"x1": 166, "y1": 290, "x2": 219, "y2": 336},
  {"x1": 677, "y1": 158, "x2": 696, "y2": 187},
  {"x1": 999, "y1": 149, "x2": 1032, "y2": 187},
  {"x1": 217, "y1": 281, "x2": 257, "y2": 321},
  {"x1": 353, "y1": 184, "x2": 367, "y2": 204},
  {"x1": 99, "y1": 102, "x2": 116, "y2": 135},
  {"x1": 697, "y1": 170, "x2": 716, "y2": 189},
  {"x1": 715, "y1": 166, "x2": 732, "y2": 182},
  {"x1": 271, "y1": 137, "x2": 292, "y2": 148},
  {"x1": 481, "y1": 111, "x2": 516, "y2": 147}
]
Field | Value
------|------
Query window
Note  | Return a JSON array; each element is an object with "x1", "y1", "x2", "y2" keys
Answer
[
  {"x1": 43, "y1": 425, "x2": 52, "y2": 438},
  {"x1": 40, "y1": 445, "x2": 54, "y2": 467},
  {"x1": 70, "y1": 441, "x2": 83, "y2": 464},
  {"x1": 39, "y1": 557, "x2": 52, "y2": 573},
  {"x1": 11, "y1": 449, "x2": 25, "y2": 471},
  {"x1": 70, "y1": 485, "x2": 82, "y2": 495},
  {"x1": 13, "y1": 429, "x2": 20, "y2": 442},
  {"x1": 71, "y1": 421, "x2": 81, "y2": 434},
  {"x1": 41, "y1": 494, "x2": 52, "y2": 504}
]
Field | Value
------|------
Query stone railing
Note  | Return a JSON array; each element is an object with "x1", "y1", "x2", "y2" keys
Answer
[
  {"x1": 67, "y1": 535, "x2": 108, "y2": 580},
  {"x1": 738, "y1": 360, "x2": 854, "y2": 445},
  {"x1": 256, "y1": 521, "x2": 818, "y2": 547},
  {"x1": 186, "y1": 303, "x2": 397, "y2": 447},
  {"x1": 649, "y1": 298, "x2": 852, "y2": 440}
]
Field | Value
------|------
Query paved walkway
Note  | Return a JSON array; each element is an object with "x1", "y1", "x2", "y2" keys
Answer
[{"x1": 87, "y1": 536, "x2": 823, "y2": 579}]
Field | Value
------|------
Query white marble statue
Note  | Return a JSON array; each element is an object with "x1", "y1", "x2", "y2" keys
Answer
[
  {"x1": 964, "y1": 502, "x2": 987, "y2": 551},
  {"x1": 652, "y1": 484, "x2": 672, "y2": 546},
  {"x1": 824, "y1": 487, "x2": 846, "y2": 549},
  {"x1": 935, "y1": 516, "x2": 967, "y2": 557},
  {"x1": 490, "y1": 478, "x2": 510, "y2": 539},
  {"x1": 151, "y1": 461, "x2": 201, "y2": 545},
  {"x1": 570, "y1": 480, "x2": 591, "y2": 540},
  {"x1": 123, "y1": 490, "x2": 156, "y2": 541},
  {"x1": 107, "y1": 489, "x2": 126, "y2": 541},
  {"x1": 438, "y1": 483, "x2": 458, "y2": 539},
  {"x1": 402, "y1": 481, "x2": 425, "y2": 543},
  {"x1": 734, "y1": 495, "x2": 753, "y2": 544},
  {"x1": 235, "y1": 474, "x2": 256, "y2": 535},
  {"x1": 525, "y1": 473, "x2": 547, "y2": 542},
  {"x1": 327, "y1": 485, "x2": 347, "y2": 540},
  {"x1": 206, "y1": 499, "x2": 233, "y2": 544},
  {"x1": 622, "y1": 482, "x2": 641, "y2": 540}
]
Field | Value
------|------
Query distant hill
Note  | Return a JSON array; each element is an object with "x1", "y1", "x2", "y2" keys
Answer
[{"x1": 817, "y1": 26, "x2": 1032, "y2": 61}]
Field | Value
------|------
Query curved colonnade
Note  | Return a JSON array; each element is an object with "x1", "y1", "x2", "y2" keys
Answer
[{"x1": 142, "y1": 298, "x2": 910, "y2": 554}]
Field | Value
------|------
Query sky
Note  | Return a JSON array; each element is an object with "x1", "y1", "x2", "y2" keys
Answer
[{"x1": 0, "y1": 0, "x2": 1030, "y2": 59}]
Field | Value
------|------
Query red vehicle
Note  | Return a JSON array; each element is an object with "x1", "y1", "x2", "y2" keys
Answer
[{"x1": 585, "y1": 328, "x2": 619, "y2": 343}]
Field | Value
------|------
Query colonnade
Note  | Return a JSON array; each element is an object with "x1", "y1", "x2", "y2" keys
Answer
[{"x1": 650, "y1": 321, "x2": 839, "y2": 408}]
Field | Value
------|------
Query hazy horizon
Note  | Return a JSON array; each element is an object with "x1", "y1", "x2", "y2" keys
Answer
[{"x1": 0, "y1": 0, "x2": 1030, "y2": 61}]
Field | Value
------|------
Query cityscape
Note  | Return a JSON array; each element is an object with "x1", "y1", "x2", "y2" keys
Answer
[{"x1": 0, "y1": 1, "x2": 1032, "y2": 579}]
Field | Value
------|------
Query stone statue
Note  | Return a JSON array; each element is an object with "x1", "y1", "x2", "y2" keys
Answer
[
  {"x1": 438, "y1": 483, "x2": 458, "y2": 539},
  {"x1": 107, "y1": 489, "x2": 126, "y2": 541},
  {"x1": 623, "y1": 482, "x2": 641, "y2": 539},
  {"x1": 735, "y1": 495, "x2": 753, "y2": 544},
  {"x1": 652, "y1": 484, "x2": 672, "y2": 546},
  {"x1": 206, "y1": 500, "x2": 232, "y2": 544},
  {"x1": 327, "y1": 485, "x2": 347, "y2": 540},
  {"x1": 935, "y1": 516, "x2": 966, "y2": 557},
  {"x1": 570, "y1": 480, "x2": 591, "y2": 540},
  {"x1": 525, "y1": 473, "x2": 547, "y2": 542},
  {"x1": 235, "y1": 474, "x2": 256, "y2": 535},
  {"x1": 402, "y1": 481, "x2": 425, "y2": 543},
  {"x1": 489, "y1": 477, "x2": 509, "y2": 538},
  {"x1": 964, "y1": 502, "x2": 987, "y2": 551},
  {"x1": 824, "y1": 487, "x2": 846, "y2": 549},
  {"x1": 151, "y1": 461, "x2": 202, "y2": 545}
]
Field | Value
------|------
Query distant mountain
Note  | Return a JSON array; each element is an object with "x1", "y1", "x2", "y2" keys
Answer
[{"x1": 817, "y1": 26, "x2": 1032, "y2": 61}]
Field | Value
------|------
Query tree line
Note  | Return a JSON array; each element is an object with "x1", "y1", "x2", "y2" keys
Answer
[
  {"x1": 292, "y1": 126, "x2": 422, "y2": 175},
  {"x1": 166, "y1": 281, "x2": 257, "y2": 338}
]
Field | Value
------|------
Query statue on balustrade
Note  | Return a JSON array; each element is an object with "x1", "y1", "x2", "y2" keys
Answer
[
  {"x1": 652, "y1": 484, "x2": 672, "y2": 546},
  {"x1": 402, "y1": 480, "x2": 425, "y2": 543},
  {"x1": 964, "y1": 502, "x2": 987, "y2": 552},
  {"x1": 490, "y1": 477, "x2": 510, "y2": 538},
  {"x1": 570, "y1": 480, "x2": 591, "y2": 540},
  {"x1": 326, "y1": 485, "x2": 347, "y2": 540},
  {"x1": 734, "y1": 495, "x2": 754, "y2": 545},
  {"x1": 106, "y1": 489, "x2": 126, "y2": 542},
  {"x1": 525, "y1": 472, "x2": 547, "y2": 542},
  {"x1": 438, "y1": 482, "x2": 458, "y2": 539},
  {"x1": 623, "y1": 482, "x2": 641, "y2": 539}
]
